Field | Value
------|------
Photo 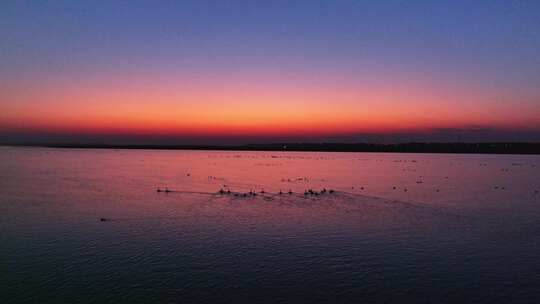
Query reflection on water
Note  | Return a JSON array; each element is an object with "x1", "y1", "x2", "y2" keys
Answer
[{"x1": 1, "y1": 147, "x2": 540, "y2": 303}]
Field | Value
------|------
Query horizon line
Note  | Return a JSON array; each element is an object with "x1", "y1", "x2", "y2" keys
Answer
[{"x1": 3, "y1": 142, "x2": 540, "y2": 155}]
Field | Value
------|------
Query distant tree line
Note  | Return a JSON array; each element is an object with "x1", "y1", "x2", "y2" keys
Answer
[{"x1": 5, "y1": 142, "x2": 540, "y2": 154}]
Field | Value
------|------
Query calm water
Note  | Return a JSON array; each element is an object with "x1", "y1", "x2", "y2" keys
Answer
[{"x1": 1, "y1": 147, "x2": 540, "y2": 303}]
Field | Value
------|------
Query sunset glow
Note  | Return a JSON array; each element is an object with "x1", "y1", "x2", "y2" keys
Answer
[{"x1": 1, "y1": 1, "x2": 539, "y2": 143}]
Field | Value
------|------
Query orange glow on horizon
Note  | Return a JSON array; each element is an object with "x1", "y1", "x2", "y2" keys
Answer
[{"x1": 2, "y1": 71, "x2": 540, "y2": 138}]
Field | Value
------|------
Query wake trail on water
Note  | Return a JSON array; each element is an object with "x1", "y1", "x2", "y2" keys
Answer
[{"x1": 99, "y1": 188, "x2": 468, "y2": 223}]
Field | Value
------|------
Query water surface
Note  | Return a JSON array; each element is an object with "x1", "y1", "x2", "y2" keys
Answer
[{"x1": 1, "y1": 147, "x2": 540, "y2": 303}]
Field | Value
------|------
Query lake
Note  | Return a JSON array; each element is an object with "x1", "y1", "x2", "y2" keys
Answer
[{"x1": 1, "y1": 147, "x2": 540, "y2": 303}]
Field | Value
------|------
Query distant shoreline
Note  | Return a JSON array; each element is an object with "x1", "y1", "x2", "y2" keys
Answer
[{"x1": 2, "y1": 142, "x2": 540, "y2": 155}]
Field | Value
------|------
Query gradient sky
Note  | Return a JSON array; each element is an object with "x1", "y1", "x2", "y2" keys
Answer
[{"x1": 1, "y1": 0, "x2": 540, "y2": 144}]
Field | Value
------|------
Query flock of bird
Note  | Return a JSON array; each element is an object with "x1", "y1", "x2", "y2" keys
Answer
[
  {"x1": 156, "y1": 187, "x2": 336, "y2": 197},
  {"x1": 153, "y1": 161, "x2": 540, "y2": 199},
  {"x1": 99, "y1": 159, "x2": 539, "y2": 224},
  {"x1": 155, "y1": 183, "x2": 539, "y2": 197}
]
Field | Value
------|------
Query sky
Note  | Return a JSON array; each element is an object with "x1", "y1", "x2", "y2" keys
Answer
[{"x1": 1, "y1": 0, "x2": 540, "y2": 144}]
